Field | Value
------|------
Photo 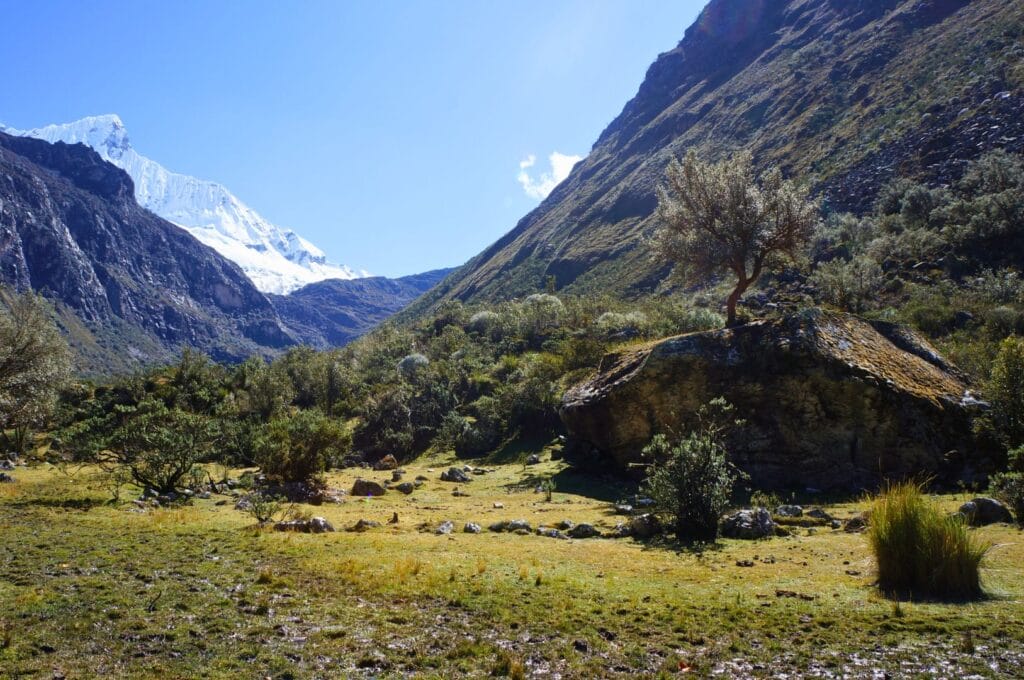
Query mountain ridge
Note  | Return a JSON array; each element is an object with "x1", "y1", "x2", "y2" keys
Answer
[
  {"x1": 1, "y1": 114, "x2": 363, "y2": 294},
  {"x1": 407, "y1": 0, "x2": 1024, "y2": 314}
]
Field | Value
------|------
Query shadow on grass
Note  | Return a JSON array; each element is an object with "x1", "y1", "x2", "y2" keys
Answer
[
  {"x1": 3, "y1": 495, "x2": 106, "y2": 511},
  {"x1": 503, "y1": 467, "x2": 637, "y2": 503}
]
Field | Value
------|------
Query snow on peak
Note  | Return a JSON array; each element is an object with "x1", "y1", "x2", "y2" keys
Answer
[{"x1": 2, "y1": 114, "x2": 363, "y2": 294}]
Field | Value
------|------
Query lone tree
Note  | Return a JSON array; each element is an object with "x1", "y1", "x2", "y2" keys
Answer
[
  {"x1": 0, "y1": 290, "x2": 71, "y2": 453},
  {"x1": 654, "y1": 151, "x2": 819, "y2": 325}
]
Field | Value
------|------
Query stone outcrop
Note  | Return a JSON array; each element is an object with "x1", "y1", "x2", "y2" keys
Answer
[{"x1": 560, "y1": 309, "x2": 988, "y2": 491}]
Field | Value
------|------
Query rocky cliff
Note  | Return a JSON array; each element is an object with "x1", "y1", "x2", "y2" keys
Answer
[
  {"x1": 560, "y1": 309, "x2": 989, "y2": 491},
  {"x1": 0, "y1": 131, "x2": 293, "y2": 372},
  {"x1": 412, "y1": 0, "x2": 1024, "y2": 310}
]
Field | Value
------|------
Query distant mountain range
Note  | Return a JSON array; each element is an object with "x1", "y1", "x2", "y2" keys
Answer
[
  {"x1": 1, "y1": 114, "x2": 363, "y2": 294},
  {"x1": 410, "y1": 0, "x2": 1024, "y2": 313}
]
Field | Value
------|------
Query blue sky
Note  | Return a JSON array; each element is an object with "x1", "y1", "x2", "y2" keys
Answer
[{"x1": 1, "y1": 0, "x2": 704, "y2": 277}]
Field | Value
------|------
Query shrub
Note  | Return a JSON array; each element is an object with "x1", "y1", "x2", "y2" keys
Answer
[
  {"x1": 989, "y1": 336, "x2": 1024, "y2": 447},
  {"x1": 242, "y1": 492, "x2": 285, "y2": 525},
  {"x1": 810, "y1": 255, "x2": 884, "y2": 312},
  {"x1": 867, "y1": 481, "x2": 988, "y2": 600},
  {"x1": 255, "y1": 409, "x2": 350, "y2": 485},
  {"x1": 397, "y1": 353, "x2": 430, "y2": 380},
  {"x1": 641, "y1": 399, "x2": 740, "y2": 542},
  {"x1": 989, "y1": 472, "x2": 1024, "y2": 525}
]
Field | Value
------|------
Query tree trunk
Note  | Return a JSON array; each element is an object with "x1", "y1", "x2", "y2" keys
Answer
[{"x1": 726, "y1": 280, "x2": 749, "y2": 327}]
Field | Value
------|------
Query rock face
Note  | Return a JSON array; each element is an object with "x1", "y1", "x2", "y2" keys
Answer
[
  {"x1": 561, "y1": 310, "x2": 985, "y2": 491},
  {"x1": 0, "y1": 132, "x2": 294, "y2": 371}
]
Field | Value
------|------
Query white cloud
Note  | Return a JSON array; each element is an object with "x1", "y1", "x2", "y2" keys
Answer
[{"x1": 517, "y1": 151, "x2": 582, "y2": 200}]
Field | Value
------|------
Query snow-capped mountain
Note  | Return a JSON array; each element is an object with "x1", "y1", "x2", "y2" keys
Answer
[{"x1": 1, "y1": 114, "x2": 362, "y2": 294}]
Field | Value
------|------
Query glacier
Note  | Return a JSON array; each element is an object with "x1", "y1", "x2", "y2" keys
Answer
[{"x1": 1, "y1": 114, "x2": 363, "y2": 294}]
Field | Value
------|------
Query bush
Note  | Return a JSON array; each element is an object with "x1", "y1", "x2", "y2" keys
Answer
[
  {"x1": 641, "y1": 399, "x2": 740, "y2": 542},
  {"x1": 989, "y1": 472, "x2": 1024, "y2": 526},
  {"x1": 989, "y1": 336, "x2": 1024, "y2": 447},
  {"x1": 810, "y1": 254, "x2": 884, "y2": 312},
  {"x1": 867, "y1": 481, "x2": 988, "y2": 600},
  {"x1": 255, "y1": 409, "x2": 350, "y2": 485},
  {"x1": 242, "y1": 492, "x2": 285, "y2": 525}
]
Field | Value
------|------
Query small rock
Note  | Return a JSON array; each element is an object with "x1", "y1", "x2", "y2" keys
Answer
[
  {"x1": 373, "y1": 454, "x2": 399, "y2": 471},
  {"x1": 464, "y1": 522, "x2": 482, "y2": 534},
  {"x1": 607, "y1": 523, "x2": 632, "y2": 538},
  {"x1": 395, "y1": 482, "x2": 415, "y2": 495},
  {"x1": 537, "y1": 527, "x2": 568, "y2": 539},
  {"x1": 568, "y1": 523, "x2": 600, "y2": 539},
  {"x1": 391, "y1": 470, "x2": 403, "y2": 482},
  {"x1": 0, "y1": 472, "x2": 14, "y2": 483},
  {"x1": 0, "y1": 459, "x2": 14, "y2": 471},
  {"x1": 388, "y1": 512, "x2": 399, "y2": 524},
  {"x1": 844, "y1": 514, "x2": 868, "y2": 533},
  {"x1": 440, "y1": 467, "x2": 471, "y2": 483},
  {"x1": 273, "y1": 517, "x2": 335, "y2": 533},
  {"x1": 736, "y1": 560, "x2": 755, "y2": 567},
  {"x1": 452, "y1": 488, "x2": 470, "y2": 497},
  {"x1": 614, "y1": 504, "x2": 634, "y2": 515},
  {"x1": 721, "y1": 508, "x2": 776, "y2": 540},
  {"x1": 435, "y1": 520, "x2": 454, "y2": 535},
  {"x1": 629, "y1": 513, "x2": 662, "y2": 540},
  {"x1": 807, "y1": 508, "x2": 833, "y2": 521},
  {"x1": 415, "y1": 475, "x2": 429, "y2": 482},
  {"x1": 506, "y1": 519, "x2": 532, "y2": 533},
  {"x1": 775, "y1": 505, "x2": 803, "y2": 518},
  {"x1": 347, "y1": 519, "x2": 381, "y2": 532},
  {"x1": 351, "y1": 479, "x2": 387, "y2": 497},
  {"x1": 493, "y1": 502, "x2": 504, "y2": 509},
  {"x1": 555, "y1": 519, "x2": 575, "y2": 531},
  {"x1": 958, "y1": 497, "x2": 1013, "y2": 526},
  {"x1": 525, "y1": 454, "x2": 541, "y2": 465},
  {"x1": 573, "y1": 639, "x2": 589, "y2": 653}
]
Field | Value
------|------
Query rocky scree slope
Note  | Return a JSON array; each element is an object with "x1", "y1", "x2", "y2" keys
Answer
[
  {"x1": 0, "y1": 132, "x2": 294, "y2": 372},
  {"x1": 413, "y1": 0, "x2": 1024, "y2": 310},
  {"x1": 560, "y1": 309, "x2": 988, "y2": 491}
]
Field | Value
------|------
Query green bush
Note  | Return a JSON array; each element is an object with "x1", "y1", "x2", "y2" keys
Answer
[
  {"x1": 810, "y1": 254, "x2": 884, "y2": 312},
  {"x1": 989, "y1": 336, "x2": 1024, "y2": 447},
  {"x1": 641, "y1": 399, "x2": 740, "y2": 543},
  {"x1": 867, "y1": 481, "x2": 988, "y2": 600},
  {"x1": 255, "y1": 409, "x2": 350, "y2": 485}
]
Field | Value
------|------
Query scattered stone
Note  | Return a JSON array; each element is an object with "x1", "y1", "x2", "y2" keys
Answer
[
  {"x1": 573, "y1": 639, "x2": 589, "y2": 653},
  {"x1": 844, "y1": 514, "x2": 869, "y2": 533},
  {"x1": 488, "y1": 521, "x2": 508, "y2": 533},
  {"x1": 555, "y1": 519, "x2": 575, "y2": 531},
  {"x1": 347, "y1": 519, "x2": 381, "y2": 532},
  {"x1": 830, "y1": 519, "x2": 842, "y2": 530},
  {"x1": 351, "y1": 479, "x2": 387, "y2": 497},
  {"x1": 493, "y1": 502, "x2": 504, "y2": 509},
  {"x1": 440, "y1": 467, "x2": 471, "y2": 483},
  {"x1": 415, "y1": 475, "x2": 429, "y2": 482},
  {"x1": 721, "y1": 508, "x2": 776, "y2": 540},
  {"x1": 607, "y1": 523, "x2": 632, "y2": 538},
  {"x1": 464, "y1": 522, "x2": 482, "y2": 534},
  {"x1": 506, "y1": 519, "x2": 532, "y2": 533},
  {"x1": 0, "y1": 472, "x2": 14, "y2": 483},
  {"x1": 807, "y1": 508, "x2": 833, "y2": 521},
  {"x1": 273, "y1": 517, "x2": 335, "y2": 533},
  {"x1": 629, "y1": 513, "x2": 662, "y2": 540},
  {"x1": 234, "y1": 496, "x2": 253, "y2": 512},
  {"x1": 396, "y1": 482, "x2": 415, "y2": 495},
  {"x1": 388, "y1": 512, "x2": 399, "y2": 524},
  {"x1": 435, "y1": 520, "x2": 455, "y2": 535},
  {"x1": 736, "y1": 560, "x2": 755, "y2": 567},
  {"x1": 775, "y1": 505, "x2": 803, "y2": 518},
  {"x1": 471, "y1": 468, "x2": 488, "y2": 475},
  {"x1": 452, "y1": 488, "x2": 471, "y2": 497},
  {"x1": 614, "y1": 504, "x2": 634, "y2": 515},
  {"x1": 958, "y1": 497, "x2": 1013, "y2": 526},
  {"x1": 537, "y1": 527, "x2": 568, "y2": 539},
  {"x1": 525, "y1": 454, "x2": 541, "y2": 465},
  {"x1": 391, "y1": 470, "x2": 403, "y2": 482},
  {"x1": 568, "y1": 523, "x2": 601, "y2": 539},
  {"x1": 373, "y1": 455, "x2": 399, "y2": 471},
  {"x1": 0, "y1": 459, "x2": 14, "y2": 471}
]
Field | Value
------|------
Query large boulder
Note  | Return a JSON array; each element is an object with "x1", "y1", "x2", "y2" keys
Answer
[
  {"x1": 560, "y1": 310, "x2": 986, "y2": 491},
  {"x1": 721, "y1": 508, "x2": 776, "y2": 540},
  {"x1": 958, "y1": 497, "x2": 1013, "y2": 526}
]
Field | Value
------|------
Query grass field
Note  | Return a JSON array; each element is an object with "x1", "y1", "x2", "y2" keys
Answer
[{"x1": 1, "y1": 449, "x2": 1022, "y2": 678}]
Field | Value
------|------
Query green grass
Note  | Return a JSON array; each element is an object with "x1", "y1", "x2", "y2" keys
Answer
[
  {"x1": 868, "y1": 481, "x2": 989, "y2": 600},
  {"x1": 1, "y1": 460, "x2": 1023, "y2": 677}
]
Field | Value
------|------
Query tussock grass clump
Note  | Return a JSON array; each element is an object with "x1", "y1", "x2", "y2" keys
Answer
[{"x1": 868, "y1": 481, "x2": 989, "y2": 600}]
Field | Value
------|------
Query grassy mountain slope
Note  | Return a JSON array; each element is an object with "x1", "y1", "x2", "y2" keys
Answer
[{"x1": 412, "y1": 0, "x2": 1024, "y2": 313}]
